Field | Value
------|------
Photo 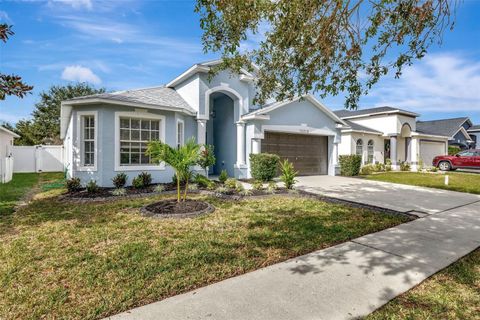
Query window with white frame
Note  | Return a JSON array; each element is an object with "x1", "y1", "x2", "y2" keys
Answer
[
  {"x1": 356, "y1": 139, "x2": 363, "y2": 158},
  {"x1": 119, "y1": 117, "x2": 160, "y2": 165},
  {"x1": 176, "y1": 120, "x2": 184, "y2": 149},
  {"x1": 82, "y1": 115, "x2": 95, "y2": 167},
  {"x1": 367, "y1": 140, "x2": 374, "y2": 163}
]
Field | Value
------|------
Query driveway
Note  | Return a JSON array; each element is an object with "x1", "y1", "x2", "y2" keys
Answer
[
  {"x1": 107, "y1": 176, "x2": 480, "y2": 320},
  {"x1": 296, "y1": 175, "x2": 480, "y2": 216}
]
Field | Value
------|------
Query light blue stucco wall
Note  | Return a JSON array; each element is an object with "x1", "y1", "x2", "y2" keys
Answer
[{"x1": 71, "y1": 104, "x2": 197, "y2": 187}]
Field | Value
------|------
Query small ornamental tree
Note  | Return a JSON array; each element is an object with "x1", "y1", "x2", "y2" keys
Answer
[
  {"x1": 197, "y1": 144, "x2": 216, "y2": 177},
  {"x1": 147, "y1": 138, "x2": 200, "y2": 202}
]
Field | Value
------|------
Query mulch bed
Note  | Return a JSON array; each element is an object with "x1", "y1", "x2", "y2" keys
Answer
[
  {"x1": 141, "y1": 199, "x2": 214, "y2": 219},
  {"x1": 63, "y1": 183, "x2": 181, "y2": 200}
]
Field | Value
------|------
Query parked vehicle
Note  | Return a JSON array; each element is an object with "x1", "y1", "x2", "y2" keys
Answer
[{"x1": 433, "y1": 149, "x2": 480, "y2": 171}]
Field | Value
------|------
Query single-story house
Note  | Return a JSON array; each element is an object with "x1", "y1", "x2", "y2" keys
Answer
[
  {"x1": 416, "y1": 117, "x2": 476, "y2": 150},
  {"x1": 0, "y1": 125, "x2": 19, "y2": 183},
  {"x1": 334, "y1": 107, "x2": 449, "y2": 170},
  {"x1": 61, "y1": 60, "x2": 348, "y2": 187},
  {"x1": 467, "y1": 125, "x2": 480, "y2": 149}
]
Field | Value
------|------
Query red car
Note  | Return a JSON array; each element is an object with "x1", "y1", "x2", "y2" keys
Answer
[{"x1": 433, "y1": 149, "x2": 480, "y2": 171}]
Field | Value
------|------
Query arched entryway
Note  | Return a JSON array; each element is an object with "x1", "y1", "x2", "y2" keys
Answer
[{"x1": 206, "y1": 92, "x2": 237, "y2": 176}]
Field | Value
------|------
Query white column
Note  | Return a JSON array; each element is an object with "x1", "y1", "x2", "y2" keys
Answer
[
  {"x1": 197, "y1": 119, "x2": 207, "y2": 145},
  {"x1": 236, "y1": 121, "x2": 246, "y2": 165},
  {"x1": 411, "y1": 137, "x2": 419, "y2": 171},
  {"x1": 390, "y1": 135, "x2": 398, "y2": 169},
  {"x1": 251, "y1": 138, "x2": 261, "y2": 154}
]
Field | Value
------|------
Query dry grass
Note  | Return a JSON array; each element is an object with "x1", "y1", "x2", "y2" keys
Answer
[
  {"x1": 367, "y1": 248, "x2": 480, "y2": 320},
  {"x1": 0, "y1": 174, "x2": 408, "y2": 319}
]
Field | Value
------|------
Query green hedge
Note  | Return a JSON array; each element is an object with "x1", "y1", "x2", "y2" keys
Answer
[
  {"x1": 249, "y1": 153, "x2": 280, "y2": 181},
  {"x1": 339, "y1": 155, "x2": 362, "y2": 176}
]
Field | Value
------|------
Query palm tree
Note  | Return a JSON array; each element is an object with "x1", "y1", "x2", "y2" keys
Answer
[{"x1": 147, "y1": 138, "x2": 200, "y2": 202}]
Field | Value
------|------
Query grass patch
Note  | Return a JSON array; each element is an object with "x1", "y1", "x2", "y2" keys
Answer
[
  {"x1": 365, "y1": 172, "x2": 480, "y2": 194},
  {"x1": 0, "y1": 172, "x2": 63, "y2": 215},
  {"x1": 367, "y1": 248, "x2": 480, "y2": 320},
  {"x1": 0, "y1": 190, "x2": 408, "y2": 320}
]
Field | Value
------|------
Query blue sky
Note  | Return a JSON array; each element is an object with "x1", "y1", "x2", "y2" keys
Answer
[{"x1": 1, "y1": 0, "x2": 479, "y2": 124}]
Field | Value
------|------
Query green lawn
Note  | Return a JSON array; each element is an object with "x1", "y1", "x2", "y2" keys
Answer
[
  {"x1": 0, "y1": 183, "x2": 408, "y2": 320},
  {"x1": 365, "y1": 172, "x2": 480, "y2": 194},
  {"x1": 0, "y1": 172, "x2": 63, "y2": 215},
  {"x1": 367, "y1": 248, "x2": 480, "y2": 320}
]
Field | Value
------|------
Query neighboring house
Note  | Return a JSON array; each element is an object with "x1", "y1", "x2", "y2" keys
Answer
[
  {"x1": 61, "y1": 60, "x2": 347, "y2": 187},
  {"x1": 416, "y1": 117, "x2": 476, "y2": 150},
  {"x1": 0, "y1": 126, "x2": 19, "y2": 183},
  {"x1": 467, "y1": 125, "x2": 480, "y2": 149},
  {"x1": 334, "y1": 107, "x2": 449, "y2": 169}
]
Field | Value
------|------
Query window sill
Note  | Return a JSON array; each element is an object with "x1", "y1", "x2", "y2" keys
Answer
[
  {"x1": 77, "y1": 166, "x2": 97, "y2": 172},
  {"x1": 114, "y1": 164, "x2": 166, "y2": 172}
]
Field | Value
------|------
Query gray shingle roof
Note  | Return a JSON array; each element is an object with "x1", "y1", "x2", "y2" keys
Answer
[
  {"x1": 66, "y1": 86, "x2": 196, "y2": 113},
  {"x1": 343, "y1": 120, "x2": 382, "y2": 134},
  {"x1": 467, "y1": 124, "x2": 480, "y2": 132},
  {"x1": 333, "y1": 106, "x2": 418, "y2": 118},
  {"x1": 416, "y1": 117, "x2": 470, "y2": 137}
]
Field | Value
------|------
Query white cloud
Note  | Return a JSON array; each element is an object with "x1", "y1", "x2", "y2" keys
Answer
[
  {"x1": 50, "y1": 0, "x2": 93, "y2": 10},
  {"x1": 366, "y1": 53, "x2": 480, "y2": 113},
  {"x1": 61, "y1": 65, "x2": 101, "y2": 84},
  {"x1": 0, "y1": 10, "x2": 12, "y2": 23}
]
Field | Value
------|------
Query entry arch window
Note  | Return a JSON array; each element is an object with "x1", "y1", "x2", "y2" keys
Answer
[
  {"x1": 356, "y1": 139, "x2": 364, "y2": 158},
  {"x1": 115, "y1": 112, "x2": 166, "y2": 171},
  {"x1": 367, "y1": 140, "x2": 374, "y2": 163}
]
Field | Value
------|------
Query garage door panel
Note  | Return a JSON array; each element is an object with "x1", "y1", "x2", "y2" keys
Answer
[
  {"x1": 420, "y1": 141, "x2": 445, "y2": 166},
  {"x1": 262, "y1": 132, "x2": 328, "y2": 175}
]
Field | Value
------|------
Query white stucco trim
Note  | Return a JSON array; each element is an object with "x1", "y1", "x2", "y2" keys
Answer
[
  {"x1": 411, "y1": 132, "x2": 449, "y2": 140},
  {"x1": 167, "y1": 65, "x2": 210, "y2": 87},
  {"x1": 76, "y1": 111, "x2": 98, "y2": 172},
  {"x1": 0, "y1": 126, "x2": 20, "y2": 138},
  {"x1": 203, "y1": 84, "x2": 244, "y2": 120},
  {"x1": 340, "y1": 110, "x2": 419, "y2": 120},
  {"x1": 257, "y1": 124, "x2": 338, "y2": 140},
  {"x1": 114, "y1": 111, "x2": 166, "y2": 172}
]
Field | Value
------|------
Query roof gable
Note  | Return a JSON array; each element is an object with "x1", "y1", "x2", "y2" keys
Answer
[
  {"x1": 0, "y1": 126, "x2": 20, "y2": 138},
  {"x1": 333, "y1": 106, "x2": 419, "y2": 119},
  {"x1": 416, "y1": 117, "x2": 471, "y2": 138}
]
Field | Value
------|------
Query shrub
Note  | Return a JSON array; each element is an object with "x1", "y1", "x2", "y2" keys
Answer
[
  {"x1": 279, "y1": 159, "x2": 298, "y2": 189},
  {"x1": 249, "y1": 153, "x2": 280, "y2": 181},
  {"x1": 360, "y1": 164, "x2": 376, "y2": 175},
  {"x1": 215, "y1": 186, "x2": 229, "y2": 194},
  {"x1": 252, "y1": 180, "x2": 264, "y2": 191},
  {"x1": 224, "y1": 178, "x2": 238, "y2": 190},
  {"x1": 66, "y1": 177, "x2": 82, "y2": 193},
  {"x1": 218, "y1": 170, "x2": 228, "y2": 184},
  {"x1": 187, "y1": 184, "x2": 198, "y2": 191},
  {"x1": 154, "y1": 185, "x2": 165, "y2": 193},
  {"x1": 194, "y1": 174, "x2": 215, "y2": 189},
  {"x1": 400, "y1": 161, "x2": 411, "y2": 171},
  {"x1": 374, "y1": 162, "x2": 385, "y2": 172},
  {"x1": 197, "y1": 144, "x2": 216, "y2": 175},
  {"x1": 86, "y1": 180, "x2": 99, "y2": 194},
  {"x1": 239, "y1": 189, "x2": 252, "y2": 196},
  {"x1": 339, "y1": 155, "x2": 362, "y2": 176},
  {"x1": 385, "y1": 159, "x2": 392, "y2": 172},
  {"x1": 138, "y1": 172, "x2": 152, "y2": 187},
  {"x1": 112, "y1": 172, "x2": 128, "y2": 188},
  {"x1": 266, "y1": 181, "x2": 277, "y2": 194},
  {"x1": 111, "y1": 188, "x2": 126, "y2": 196},
  {"x1": 448, "y1": 145, "x2": 461, "y2": 155},
  {"x1": 427, "y1": 166, "x2": 438, "y2": 172},
  {"x1": 132, "y1": 176, "x2": 144, "y2": 189}
]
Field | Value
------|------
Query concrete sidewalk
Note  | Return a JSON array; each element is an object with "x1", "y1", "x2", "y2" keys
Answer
[{"x1": 107, "y1": 201, "x2": 480, "y2": 320}]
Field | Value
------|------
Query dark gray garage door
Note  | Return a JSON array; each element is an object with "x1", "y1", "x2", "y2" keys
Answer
[{"x1": 262, "y1": 132, "x2": 328, "y2": 175}]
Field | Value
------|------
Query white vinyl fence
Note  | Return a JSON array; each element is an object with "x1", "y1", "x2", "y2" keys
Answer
[
  {"x1": 0, "y1": 156, "x2": 14, "y2": 183},
  {"x1": 13, "y1": 145, "x2": 64, "y2": 173}
]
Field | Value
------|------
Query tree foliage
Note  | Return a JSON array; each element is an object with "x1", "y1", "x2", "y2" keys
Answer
[
  {"x1": 0, "y1": 24, "x2": 33, "y2": 100},
  {"x1": 195, "y1": 0, "x2": 457, "y2": 108},
  {"x1": 8, "y1": 83, "x2": 105, "y2": 145}
]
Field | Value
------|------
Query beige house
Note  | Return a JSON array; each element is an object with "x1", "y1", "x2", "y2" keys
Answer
[{"x1": 335, "y1": 107, "x2": 449, "y2": 170}]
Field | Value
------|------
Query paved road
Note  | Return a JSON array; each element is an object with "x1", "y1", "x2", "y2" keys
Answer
[{"x1": 107, "y1": 177, "x2": 480, "y2": 320}]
